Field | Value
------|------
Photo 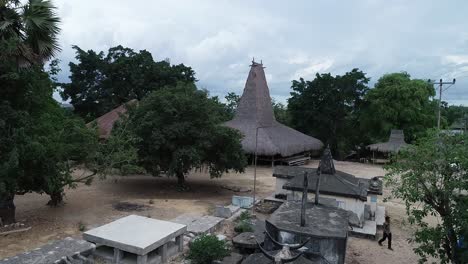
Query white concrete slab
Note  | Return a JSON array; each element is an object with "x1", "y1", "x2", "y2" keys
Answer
[
  {"x1": 349, "y1": 220, "x2": 377, "y2": 239},
  {"x1": 376, "y1": 205, "x2": 386, "y2": 226},
  {"x1": 171, "y1": 214, "x2": 224, "y2": 235},
  {"x1": 83, "y1": 215, "x2": 186, "y2": 255}
]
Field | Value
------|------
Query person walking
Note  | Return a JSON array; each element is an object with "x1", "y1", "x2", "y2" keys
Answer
[{"x1": 378, "y1": 216, "x2": 393, "y2": 250}]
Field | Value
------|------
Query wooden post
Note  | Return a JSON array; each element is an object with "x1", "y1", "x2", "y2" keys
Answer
[{"x1": 300, "y1": 172, "x2": 308, "y2": 227}]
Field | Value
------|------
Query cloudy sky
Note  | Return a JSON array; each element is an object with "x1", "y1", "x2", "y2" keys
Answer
[{"x1": 53, "y1": 0, "x2": 468, "y2": 105}]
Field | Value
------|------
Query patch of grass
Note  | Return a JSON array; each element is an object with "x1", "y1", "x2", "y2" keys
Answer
[
  {"x1": 78, "y1": 221, "x2": 86, "y2": 232},
  {"x1": 188, "y1": 234, "x2": 229, "y2": 264}
]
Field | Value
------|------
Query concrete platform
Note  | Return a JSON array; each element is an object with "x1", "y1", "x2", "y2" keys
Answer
[
  {"x1": 376, "y1": 206, "x2": 386, "y2": 227},
  {"x1": 171, "y1": 214, "x2": 224, "y2": 235},
  {"x1": 84, "y1": 215, "x2": 186, "y2": 264},
  {"x1": 349, "y1": 220, "x2": 377, "y2": 239}
]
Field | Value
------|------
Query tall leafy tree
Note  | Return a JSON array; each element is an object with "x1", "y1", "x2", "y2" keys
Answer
[
  {"x1": 0, "y1": 0, "x2": 63, "y2": 224},
  {"x1": 61, "y1": 45, "x2": 196, "y2": 121},
  {"x1": 128, "y1": 83, "x2": 247, "y2": 188},
  {"x1": 361, "y1": 72, "x2": 437, "y2": 142},
  {"x1": 386, "y1": 130, "x2": 468, "y2": 263},
  {"x1": 288, "y1": 69, "x2": 370, "y2": 158}
]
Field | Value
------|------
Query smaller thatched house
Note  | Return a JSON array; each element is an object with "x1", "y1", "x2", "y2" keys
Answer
[
  {"x1": 367, "y1": 129, "x2": 408, "y2": 153},
  {"x1": 225, "y1": 61, "x2": 323, "y2": 163},
  {"x1": 87, "y1": 99, "x2": 137, "y2": 139}
]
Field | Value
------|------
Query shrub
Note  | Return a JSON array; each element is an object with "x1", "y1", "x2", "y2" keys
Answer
[
  {"x1": 188, "y1": 234, "x2": 229, "y2": 264},
  {"x1": 238, "y1": 211, "x2": 251, "y2": 221},
  {"x1": 234, "y1": 220, "x2": 253, "y2": 233}
]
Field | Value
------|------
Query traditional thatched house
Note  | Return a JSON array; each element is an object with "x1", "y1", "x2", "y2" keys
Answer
[
  {"x1": 225, "y1": 61, "x2": 323, "y2": 164},
  {"x1": 87, "y1": 99, "x2": 137, "y2": 139}
]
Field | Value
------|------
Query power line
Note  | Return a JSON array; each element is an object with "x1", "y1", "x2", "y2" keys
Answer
[{"x1": 428, "y1": 78, "x2": 456, "y2": 129}]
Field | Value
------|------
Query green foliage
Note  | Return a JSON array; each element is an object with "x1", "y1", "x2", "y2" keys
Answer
[
  {"x1": 224, "y1": 92, "x2": 241, "y2": 119},
  {"x1": 288, "y1": 69, "x2": 370, "y2": 158},
  {"x1": 234, "y1": 220, "x2": 253, "y2": 233},
  {"x1": 188, "y1": 234, "x2": 229, "y2": 264},
  {"x1": 271, "y1": 99, "x2": 290, "y2": 125},
  {"x1": 385, "y1": 130, "x2": 468, "y2": 263},
  {"x1": 440, "y1": 103, "x2": 468, "y2": 129},
  {"x1": 239, "y1": 210, "x2": 251, "y2": 221},
  {"x1": 361, "y1": 72, "x2": 437, "y2": 143},
  {"x1": 128, "y1": 83, "x2": 247, "y2": 186},
  {"x1": 61, "y1": 45, "x2": 196, "y2": 121},
  {"x1": 0, "y1": 0, "x2": 61, "y2": 64}
]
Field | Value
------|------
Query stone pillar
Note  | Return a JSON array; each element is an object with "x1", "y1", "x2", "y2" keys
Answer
[
  {"x1": 113, "y1": 248, "x2": 123, "y2": 263},
  {"x1": 159, "y1": 244, "x2": 168, "y2": 263},
  {"x1": 137, "y1": 254, "x2": 148, "y2": 264},
  {"x1": 176, "y1": 235, "x2": 184, "y2": 252}
]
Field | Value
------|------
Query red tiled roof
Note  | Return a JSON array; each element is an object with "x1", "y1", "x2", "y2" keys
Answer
[{"x1": 87, "y1": 99, "x2": 137, "y2": 139}]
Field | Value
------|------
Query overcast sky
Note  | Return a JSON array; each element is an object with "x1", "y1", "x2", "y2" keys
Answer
[{"x1": 53, "y1": 0, "x2": 468, "y2": 105}]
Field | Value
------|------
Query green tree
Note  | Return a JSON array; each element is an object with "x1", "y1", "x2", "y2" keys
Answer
[
  {"x1": 385, "y1": 130, "x2": 468, "y2": 263},
  {"x1": 440, "y1": 103, "x2": 468, "y2": 129},
  {"x1": 224, "y1": 92, "x2": 240, "y2": 119},
  {"x1": 0, "y1": 0, "x2": 60, "y2": 66},
  {"x1": 271, "y1": 99, "x2": 290, "y2": 125},
  {"x1": 61, "y1": 45, "x2": 196, "y2": 121},
  {"x1": 288, "y1": 69, "x2": 370, "y2": 158},
  {"x1": 362, "y1": 72, "x2": 437, "y2": 143},
  {"x1": 129, "y1": 83, "x2": 247, "y2": 188}
]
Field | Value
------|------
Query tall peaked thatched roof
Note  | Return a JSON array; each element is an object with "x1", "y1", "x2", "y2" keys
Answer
[
  {"x1": 225, "y1": 61, "x2": 323, "y2": 157},
  {"x1": 87, "y1": 99, "x2": 137, "y2": 139},
  {"x1": 367, "y1": 129, "x2": 409, "y2": 153}
]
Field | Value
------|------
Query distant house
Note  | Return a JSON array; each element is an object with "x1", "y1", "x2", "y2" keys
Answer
[
  {"x1": 367, "y1": 129, "x2": 408, "y2": 154},
  {"x1": 87, "y1": 99, "x2": 137, "y2": 139},
  {"x1": 273, "y1": 147, "x2": 383, "y2": 227},
  {"x1": 224, "y1": 60, "x2": 323, "y2": 165}
]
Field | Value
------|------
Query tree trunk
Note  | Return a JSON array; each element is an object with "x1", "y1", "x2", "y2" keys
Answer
[
  {"x1": 0, "y1": 193, "x2": 16, "y2": 225},
  {"x1": 176, "y1": 172, "x2": 189, "y2": 191},
  {"x1": 47, "y1": 191, "x2": 64, "y2": 207},
  {"x1": 177, "y1": 172, "x2": 185, "y2": 186}
]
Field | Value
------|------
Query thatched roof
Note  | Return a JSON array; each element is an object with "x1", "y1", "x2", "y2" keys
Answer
[
  {"x1": 367, "y1": 129, "x2": 408, "y2": 153},
  {"x1": 224, "y1": 61, "x2": 323, "y2": 157},
  {"x1": 87, "y1": 99, "x2": 137, "y2": 139}
]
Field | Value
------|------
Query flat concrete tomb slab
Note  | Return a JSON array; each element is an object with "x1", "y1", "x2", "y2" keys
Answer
[
  {"x1": 83, "y1": 215, "x2": 186, "y2": 264},
  {"x1": 171, "y1": 214, "x2": 224, "y2": 235}
]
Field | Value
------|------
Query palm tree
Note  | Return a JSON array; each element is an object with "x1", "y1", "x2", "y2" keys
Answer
[{"x1": 0, "y1": 0, "x2": 60, "y2": 66}]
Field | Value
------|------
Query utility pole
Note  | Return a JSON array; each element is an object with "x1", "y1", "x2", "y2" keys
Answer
[{"x1": 428, "y1": 78, "x2": 456, "y2": 129}]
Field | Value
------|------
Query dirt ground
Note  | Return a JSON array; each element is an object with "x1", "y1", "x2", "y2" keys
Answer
[{"x1": 0, "y1": 161, "x2": 432, "y2": 263}]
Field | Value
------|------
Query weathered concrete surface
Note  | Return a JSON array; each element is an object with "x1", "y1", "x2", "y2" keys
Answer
[
  {"x1": 268, "y1": 202, "x2": 348, "y2": 239},
  {"x1": 171, "y1": 214, "x2": 224, "y2": 235},
  {"x1": 213, "y1": 252, "x2": 244, "y2": 264},
  {"x1": 214, "y1": 205, "x2": 240, "y2": 218},
  {"x1": 232, "y1": 196, "x2": 254, "y2": 209},
  {"x1": 0, "y1": 237, "x2": 95, "y2": 264},
  {"x1": 241, "y1": 253, "x2": 319, "y2": 264},
  {"x1": 376, "y1": 205, "x2": 386, "y2": 227},
  {"x1": 83, "y1": 215, "x2": 186, "y2": 255},
  {"x1": 232, "y1": 232, "x2": 258, "y2": 249},
  {"x1": 349, "y1": 220, "x2": 377, "y2": 239}
]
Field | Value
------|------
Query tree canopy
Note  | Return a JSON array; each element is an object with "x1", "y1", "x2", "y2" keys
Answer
[
  {"x1": 361, "y1": 72, "x2": 437, "y2": 143},
  {"x1": 385, "y1": 130, "x2": 468, "y2": 263},
  {"x1": 128, "y1": 83, "x2": 247, "y2": 188},
  {"x1": 61, "y1": 45, "x2": 196, "y2": 121},
  {"x1": 288, "y1": 69, "x2": 370, "y2": 158}
]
